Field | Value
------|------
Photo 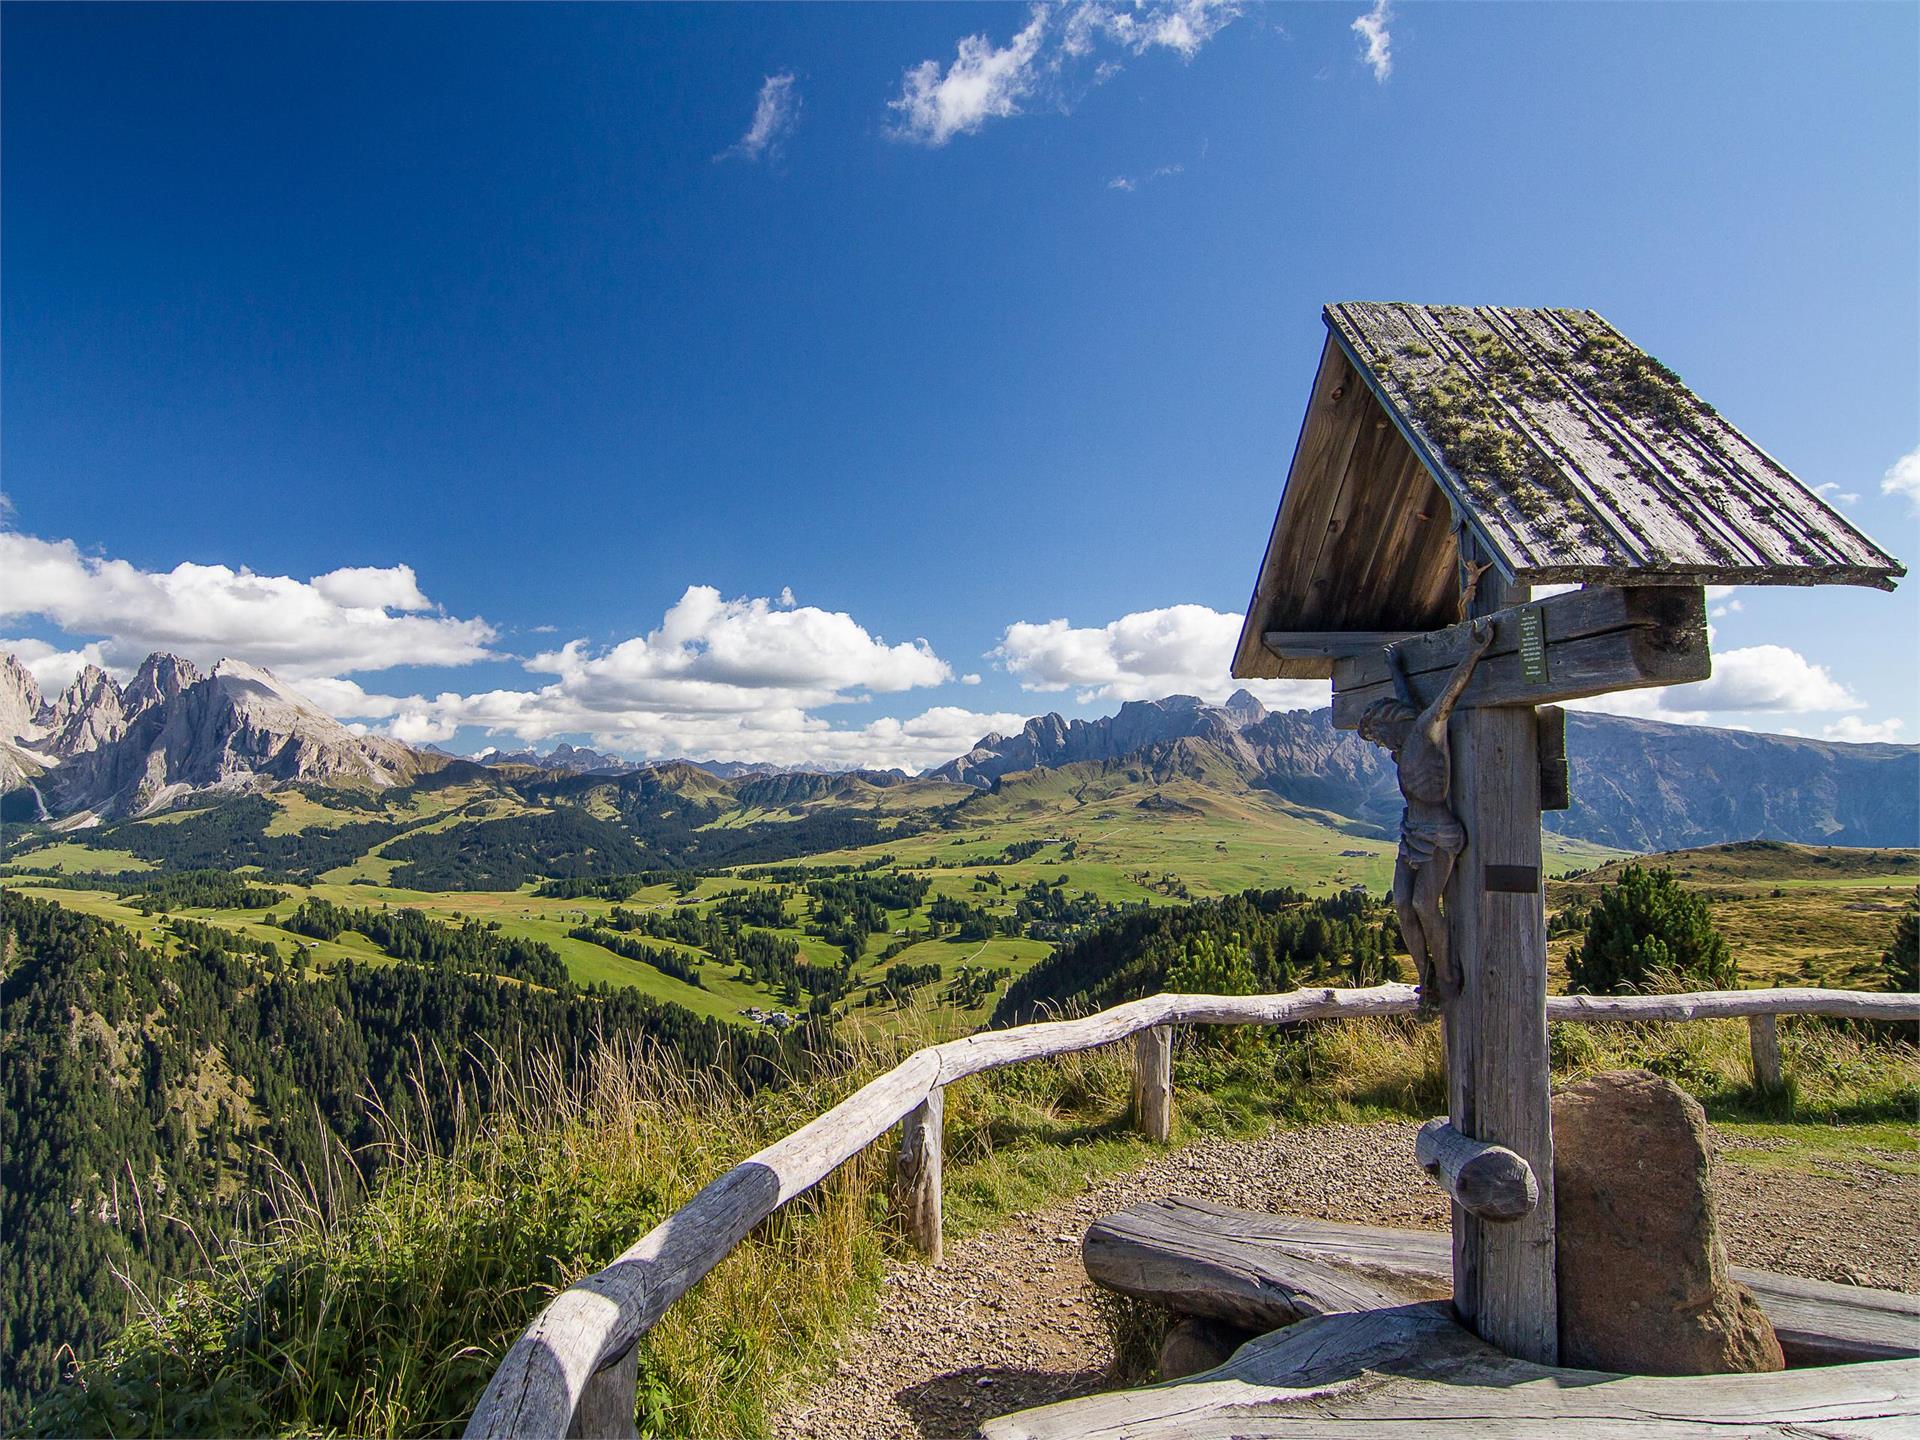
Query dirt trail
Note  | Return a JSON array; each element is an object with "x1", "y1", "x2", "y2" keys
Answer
[{"x1": 772, "y1": 1121, "x2": 1919, "y2": 1440}]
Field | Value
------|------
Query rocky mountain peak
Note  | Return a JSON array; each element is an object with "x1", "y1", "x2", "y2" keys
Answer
[
  {"x1": 0, "y1": 654, "x2": 44, "y2": 744},
  {"x1": 123, "y1": 652, "x2": 202, "y2": 716},
  {"x1": 1222, "y1": 688, "x2": 1268, "y2": 723},
  {"x1": 47, "y1": 664, "x2": 127, "y2": 758}
]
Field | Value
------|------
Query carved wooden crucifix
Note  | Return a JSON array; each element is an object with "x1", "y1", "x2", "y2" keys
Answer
[{"x1": 1339, "y1": 558, "x2": 1712, "y2": 1366}]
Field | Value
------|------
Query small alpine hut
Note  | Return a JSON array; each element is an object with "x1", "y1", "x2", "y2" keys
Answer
[{"x1": 1227, "y1": 306, "x2": 1904, "y2": 1364}]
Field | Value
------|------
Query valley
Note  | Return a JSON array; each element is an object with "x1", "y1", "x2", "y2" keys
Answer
[{"x1": 2, "y1": 651, "x2": 1916, "y2": 1434}]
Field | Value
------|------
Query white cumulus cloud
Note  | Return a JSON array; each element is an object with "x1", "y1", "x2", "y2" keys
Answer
[
  {"x1": 1882, "y1": 443, "x2": 1920, "y2": 515},
  {"x1": 301, "y1": 585, "x2": 992, "y2": 771},
  {"x1": 1352, "y1": 0, "x2": 1392, "y2": 82},
  {"x1": 0, "y1": 532, "x2": 497, "y2": 679},
  {"x1": 718, "y1": 72, "x2": 801, "y2": 162},
  {"x1": 993, "y1": 603, "x2": 1326, "y2": 709},
  {"x1": 1571, "y1": 643, "x2": 1862, "y2": 725}
]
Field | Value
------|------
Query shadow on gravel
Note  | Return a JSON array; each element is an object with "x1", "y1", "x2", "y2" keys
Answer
[{"x1": 893, "y1": 1363, "x2": 1114, "y2": 1438}]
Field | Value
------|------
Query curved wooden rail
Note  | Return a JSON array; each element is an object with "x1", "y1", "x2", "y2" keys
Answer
[{"x1": 465, "y1": 983, "x2": 1919, "y2": 1439}]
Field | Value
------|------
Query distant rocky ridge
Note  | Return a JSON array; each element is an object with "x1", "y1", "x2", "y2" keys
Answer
[
  {"x1": 933, "y1": 689, "x2": 1919, "y2": 853},
  {"x1": 1, "y1": 652, "x2": 439, "y2": 824},
  {"x1": 4, "y1": 651, "x2": 1914, "y2": 852}
]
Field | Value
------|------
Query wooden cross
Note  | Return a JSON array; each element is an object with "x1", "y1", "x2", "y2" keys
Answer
[{"x1": 1289, "y1": 558, "x2": 1712, "y2": 1365}]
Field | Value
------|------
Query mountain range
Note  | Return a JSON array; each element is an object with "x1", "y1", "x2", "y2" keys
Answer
[{"x1": 3, "y1": 652, "x2": 1916, "y2": 852}]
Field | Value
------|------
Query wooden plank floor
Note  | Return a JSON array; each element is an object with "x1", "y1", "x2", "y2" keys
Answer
[{"x1": 980, "y1": 1301, "x2": 1920, "y2": 1439}]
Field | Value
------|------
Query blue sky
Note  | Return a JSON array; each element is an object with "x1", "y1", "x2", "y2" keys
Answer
[{"x1": 3, "y1": 2, "x2": 1916, "y2": 768}]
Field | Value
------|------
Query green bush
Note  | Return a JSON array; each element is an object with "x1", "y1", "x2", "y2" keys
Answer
[{"x1": 1569, "y1": 863, "x2": 1736, "y2": 994}]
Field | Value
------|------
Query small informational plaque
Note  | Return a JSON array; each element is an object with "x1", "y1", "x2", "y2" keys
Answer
[
  {"x1": 1516, "y1": 604, "x2": 1548, "y2": 683},
  {"x1": 1485, "y1": 864, "x2": 1541, "y2": 894}
]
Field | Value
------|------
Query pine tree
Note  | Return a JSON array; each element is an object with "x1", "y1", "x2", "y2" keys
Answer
[{"x1": 1569, "y1": 864, "x2": 1736, "y2": 994}]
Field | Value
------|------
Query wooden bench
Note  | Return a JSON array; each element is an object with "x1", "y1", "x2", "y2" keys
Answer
[{"x1": 1081, "y1": 1199, "x2": 1920, "y2": 1367}]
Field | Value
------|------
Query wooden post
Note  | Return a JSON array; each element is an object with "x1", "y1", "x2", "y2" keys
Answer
[
  {"x1": 567, "y1": 1342, "x2": 639, "y2": 1440},
  {"x1": 1131, "y1": 1025, "x2": 1173, "y2": 1142},
  {"x1": 1443, "y1": 552, "x2": 1557, "y2": 1364},
  {"x1": 1749, "y1": 1013, "x2": 1785, "y2": 1097},
  {"x1": 897, "y1": 1086, "x2": 943, "y2": 1264}
]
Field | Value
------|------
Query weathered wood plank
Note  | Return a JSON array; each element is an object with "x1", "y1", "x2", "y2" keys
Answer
[
  {"x1": 1415, "y1": 1118, "x2": 1539, "y2": 1222},
  {"x1": 1330, "y1": 585, "x2": 1709, "y2": 727},
  {"x1": 1232, "y1": 339, "x2": 1380, "y2": 680},
  {"x1": 1130, "y1": 1025, "x2": 1173, "y2": 1142},
  {"x1": 1260, "y1": 630, "x2": 1421, "y2": 671},
  {"x1": 1444, "y1": 556, "x2": 1557, "y2": 1365},
  {"x1": 981, "y1": 1300, "x2": 1920, "y2": 1440},
  {"x1": 1537, "y1": 704, "x2": 1570, "y2": 811},
  {"x1": 1083, "y1": 1204, "x2": 1439, "y2": 1332},
  {"x1": 1080, "y1": 1202, "x2": 1920, "y2": 1367},
  {"x1": 896, "y1": 1088, "x2": 943, "y2": 1263}
]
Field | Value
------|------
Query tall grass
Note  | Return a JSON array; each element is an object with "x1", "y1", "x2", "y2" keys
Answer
[{"x1": 32, "y1": 1007, "x2": 1917, "y2": 1438}]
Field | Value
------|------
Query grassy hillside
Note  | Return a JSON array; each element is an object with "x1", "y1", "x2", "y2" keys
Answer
[{"x1": 1547, "y1": 840, "x2": 1919, "y2": 989}]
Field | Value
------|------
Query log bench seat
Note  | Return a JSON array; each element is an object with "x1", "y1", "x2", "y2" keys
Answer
[{"x1": 1080, "y1": 1198, "x2": 1920, "y2": 1367}]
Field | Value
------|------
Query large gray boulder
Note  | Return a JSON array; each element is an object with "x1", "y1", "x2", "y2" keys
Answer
[{"x1": 1553, "y1": 1069, "x2": 1784, "y2": 1374}]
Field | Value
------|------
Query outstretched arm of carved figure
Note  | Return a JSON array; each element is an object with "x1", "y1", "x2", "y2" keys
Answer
[{"x1": 1422, "y1": 617, "x2": 1498, "y2": 728}]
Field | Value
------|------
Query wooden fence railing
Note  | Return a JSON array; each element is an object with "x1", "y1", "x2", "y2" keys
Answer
[{"x1": 464, "y1": 983, "x2": 1919, "y2": 1439}]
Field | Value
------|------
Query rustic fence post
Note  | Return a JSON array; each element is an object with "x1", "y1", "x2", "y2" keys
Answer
[
  {"x1": 1131, "y1": 1025, "x2": 1173, "y2": 1142},
  {"x1": 1748, "y1": 1013, "x2": 1785, "y2": 1097},
  {"x1": 897, "y1": 1087, "x2": 944, "y2": 1264},
  {"x1": 567, "y1": 1342, "x2": 640, "y2": 1440}
]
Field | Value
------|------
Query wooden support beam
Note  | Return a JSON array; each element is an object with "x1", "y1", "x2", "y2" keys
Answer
[
  {"x1": 1537, "y1": 705, "x2": 1570, "y2": 812},
  {"x1": 1130, "y1": 1025, "x2": 1174, "y2": 1142},
  {"x1": 1749, "y1": 1013, "x2": 1785, "y2": 1097},
  {"x1": 1415, "y1": 1118, "x2": 1539, "y2": 1222},
  {"x1": 896, "y1": 1088, "x2": 944, "y2": 1264},
  {"x1": 1444, "y1": 557, "x2": 1558, "y2": 1365},
  {"x1": 1329, "y1": 585, "x2": 1708, "y2": 728},
  {"x1": 1260, "y1": 630, "x2": 1421, "y2": 673}
]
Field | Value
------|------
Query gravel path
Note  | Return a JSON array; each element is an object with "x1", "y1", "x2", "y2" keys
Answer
[{"x1": 772, "y1": 1121, "x2": 1918, "y2": 1440}]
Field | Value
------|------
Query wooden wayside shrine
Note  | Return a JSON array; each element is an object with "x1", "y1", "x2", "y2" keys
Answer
[{"x1": 1223, "y1": 302, "x2": 1907, "y2": 1373}]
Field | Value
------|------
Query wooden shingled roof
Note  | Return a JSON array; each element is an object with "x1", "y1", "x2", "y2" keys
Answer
[{"x1": 1233, "y1": 303, "x2": 1905, "y2": 680}]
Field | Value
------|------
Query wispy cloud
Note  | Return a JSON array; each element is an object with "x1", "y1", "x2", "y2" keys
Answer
[
  {"x1": 1881, "y1": 443, "x2": 1920, "y2": 515},
  {"x1": 1814, "y1": 481, "x2": 1862, "y2": 507},
  {"x1": 718, "y1": 72, "x2": 801, "y2": 163},
  {"x1": 1107, "y1": 162, "x2": 1184, "y2": 192},
  {"x1": 1351, "y1": 0, "x2": 1393, "y2": 82},
  {"x1": 888, "y1": 2, "x2": 1240, "y2": 147}
]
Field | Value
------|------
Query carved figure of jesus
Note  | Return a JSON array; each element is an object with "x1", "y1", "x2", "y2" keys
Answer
[{"x1": 1356, "y1": 618, "x2": 1497, "y2": 1014}]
